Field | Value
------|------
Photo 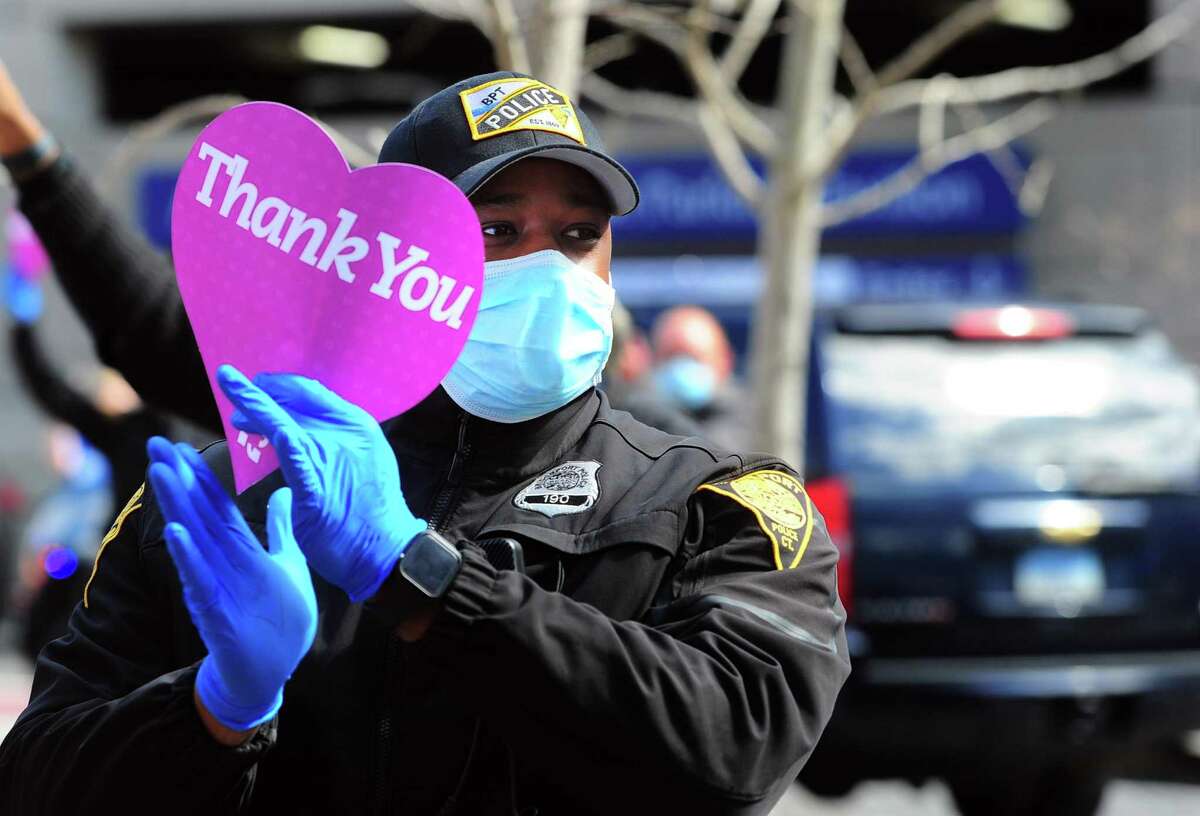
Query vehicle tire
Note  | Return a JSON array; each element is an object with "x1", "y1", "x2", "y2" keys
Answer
[{"x1": 949, "y1": 764, "x2": 1106, "y2": 816}]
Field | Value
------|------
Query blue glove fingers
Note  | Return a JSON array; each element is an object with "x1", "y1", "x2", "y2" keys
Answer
[
  {"x1": 147, "y1": 436, "x2": 197, "y2": 492},
  {"x1": 253, "y1": 372, "x2": 362, "y2": 419},
  {"x1": 174, "y1": 443, "x2": 265, "y2": 562},
  {"x1": 265, "y1": 487, "x2": 318, "y2": 647},
  {"x1": 149, "y1": 456, "x2": 257, "y2": 578},
  {"x1": 218, "y1": 365, "x2": 301, "y2": 435},
  {"x1": 218, "y1": 366, "x2": 321, "y2": 493},
  {"x1": 148, "y1": 461, "x2": 207, "y2": 545},
  {"x1": 162, "y1": 522, "x2": 219, "y2": 615},
  {"x1": 265, "y1": 487, "x2": 294, "y2": 557}
]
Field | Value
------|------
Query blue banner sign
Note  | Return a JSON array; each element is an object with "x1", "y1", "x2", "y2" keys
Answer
[
  {"x1": 138, "y1": 170, "x2": 177, "y2": 250},
  {"x1": 615, "y1": 149, "x2": 1030, "y2": 242},
  {"x1": 140, "y1": 147, "x2": 1028, "y2": 250},
  {"x1": 613, "y1": 254, "x2": 1028, "y2": 309}
]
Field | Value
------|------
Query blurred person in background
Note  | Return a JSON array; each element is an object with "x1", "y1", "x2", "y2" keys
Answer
[
  {"x1": 601, "y1": 299, "x2": 703, "y2": 437},
  {"x1": 13, "y1": 427, "x2": 112, "y2": 661},
  {"x1": 650, "y1": 304, "x2": 750, "y2": 450},
  {"x1": 0, "y1": 70, "x2": 848, "y2": 815},
  {"x1": 0, "y1": 477, "x2": 27, "y2": 625},
  {"x1": 5, "y1": 272, "x2": 170, "y2": 508},
  {"x1": 0, "y1": 59, "x2": 218, "y2": 433},
  {"x1": 3, "y1": 269, "x2": 170, "y2": 656}
]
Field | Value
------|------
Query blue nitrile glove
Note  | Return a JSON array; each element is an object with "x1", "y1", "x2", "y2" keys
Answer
[
  {"x1": 147, "y1": 437, "x2": 317, "y2": 732},
  {"x1": 3, "y1": 267, "x2": 42, "y2": 325},
  {"x1": 216, "y1": 365, "x2": 427, "y2": 603}
]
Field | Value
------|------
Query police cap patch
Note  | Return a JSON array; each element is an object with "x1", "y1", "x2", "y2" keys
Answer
[
  {"x1": 698, "y1": 471, "x2": 814, "y2": 570},
  {"x1": 459, "y1": 78, "x2": 587, "y2": 145}
]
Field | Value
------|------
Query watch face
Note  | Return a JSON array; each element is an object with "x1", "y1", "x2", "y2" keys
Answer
[{"x1": 400, "y1": 533, "x2": 461, "y2": 597}]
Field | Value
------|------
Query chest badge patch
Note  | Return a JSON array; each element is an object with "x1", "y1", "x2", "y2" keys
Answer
[
  {"x1": 698, "y1": 471, "x2": 814, "y2": 570},
  {"x1": 514, "y1": 461, "x2": 601, "y2": 518},
  {"x1": 459, "y1": 78, "x2": 587, "y2": 145}
]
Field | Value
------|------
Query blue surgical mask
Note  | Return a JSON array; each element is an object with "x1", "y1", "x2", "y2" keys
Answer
[
  {"x1": 654, "y1": 356, "x2": 717, "y2": 411},
  {"x1": 441, "y1": 249, "x2": 614, "y2": 423}
]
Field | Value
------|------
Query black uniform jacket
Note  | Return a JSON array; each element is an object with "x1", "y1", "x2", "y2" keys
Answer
[{"x1": 0, "y1": 387, "x2": 850, "y2": 815}]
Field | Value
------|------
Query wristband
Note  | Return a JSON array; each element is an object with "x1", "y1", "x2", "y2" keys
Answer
[{"x1": 2, "y1": 132, "x2": 59, "y2": 182}]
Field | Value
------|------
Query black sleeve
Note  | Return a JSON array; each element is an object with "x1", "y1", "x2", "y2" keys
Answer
[
  {"x1": 15, "y1": 154, "x2": 220, "y2": 432},
  {"x1": 415, "y1": 470, "x2": 851, "y2": 815},
  {"x1": 0, "y1": 484, "x2": 273, "y2": 814},
  {"x1": 10, "y1": 322, "x2": 111, "y2": 444}
]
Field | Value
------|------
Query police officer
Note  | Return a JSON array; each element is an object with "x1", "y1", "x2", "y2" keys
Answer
[{"x1": 0, "y1": 72, "x2": 849, "y2": 815}]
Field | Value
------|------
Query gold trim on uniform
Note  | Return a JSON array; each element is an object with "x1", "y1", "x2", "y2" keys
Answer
[
  {"x1": 83, "y1": 482, "x2": 145, "y2": 609},
  {"x1": 697, "y1": 471, "x2": 814, "y2": 570}
]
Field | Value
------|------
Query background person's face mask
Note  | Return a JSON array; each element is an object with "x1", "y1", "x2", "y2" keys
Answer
[
  {"x1": 441, "y1": 249, "x2": 614, "y2": 423},
  {"x1": 654, "y1": 356, "x2": 718, "y2": 412}
]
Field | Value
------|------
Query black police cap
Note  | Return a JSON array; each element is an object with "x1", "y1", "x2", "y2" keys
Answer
[{"x1": 378, "y1": 71, "x2": 639, "y2": 216}]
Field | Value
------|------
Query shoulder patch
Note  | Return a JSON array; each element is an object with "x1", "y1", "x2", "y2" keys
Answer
[
  {"x1": 697, "y1": 471, "x2": 814, "y2": 570},
  {"x1": 459, "y1": 77, "x2": 586, "y2": 145},
  {"x1": 514, "y1": 461, "x2": 601, "y2": 518},
  {"x1": 83, "y1": 482, "x2": 145, "y2": 609}
]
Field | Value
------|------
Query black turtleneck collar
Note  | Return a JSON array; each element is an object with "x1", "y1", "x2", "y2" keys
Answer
[{"x1": 383, "y1": 386, "x2": 600, "y2": 486}]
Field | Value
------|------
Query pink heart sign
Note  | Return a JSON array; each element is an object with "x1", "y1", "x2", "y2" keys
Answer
[{"x1": 172, "y1": 102, "x2": 483, "y2": 492}]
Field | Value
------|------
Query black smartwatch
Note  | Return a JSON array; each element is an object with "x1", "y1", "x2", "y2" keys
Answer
[{"x1": 366, "y1": 530, "x2": 462, "y2": 625}]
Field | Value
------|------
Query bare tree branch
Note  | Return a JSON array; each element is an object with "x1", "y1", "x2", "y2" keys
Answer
[
  {"x1": 603, "y1": 3, "x2": 777, "y2": 154},
  {"x1": 580, "y1": 72, "x2": 696, "y2": 124},
  {"x1": 917, "y1": 76, "x2": 951, "y2": 171},
  {"x1": 581, "y1": 72, "x2": 763, "y2": 209},
  {"x1": 875, "y1": 0, "x2": 1200, "y2": 114},
  {"x1": 97, "y1": 94, "x2": 377, "y2": 199},
  {"x1": 822, "y1": 0, "x2": 1001, "y2": 172},
  {"x1": 838, "y1": 24, "x2": 876, "y2": 96},
  {"x1": 696, "y1": 103, "x2": 765, "y2": 208},
  {"x1": 823, "y1": 0, "x2": 1200, "y2": 178},
  {"x1": 948, "y1": 91, "x2": 1033, "y2": 201},
  {"x1": 721, "y1": 0, "x2": 783, "y2": 80},
  {"x1": 683, "y1": 3, "x2": 778, "y2": 154},
  {"x1": 584, "y1": 32, "x2": 639, "y2": 72},
  {"x1": 486, "y1": 0, "x2": 533, "y2": 74},
  {"x1": 820, "y1": 98, "x2": 1055, "y2": 227},
  {"x1": 403, "y1": 0, "x2": 486, "y2": 21},
  {"x1": 874, "y1": 0, "x2": 1001, "y2": 88}
]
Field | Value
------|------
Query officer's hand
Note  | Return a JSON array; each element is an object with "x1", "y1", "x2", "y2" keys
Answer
[
  {"x1": 3, "y1": 269, "x2": 41, "y2": 324},
  {"x1": 217, "y1": 365, "x2": 427, "y2": 602},
  {"x1": 147, "y1": 437, "x2": 317, "y2": 733}
]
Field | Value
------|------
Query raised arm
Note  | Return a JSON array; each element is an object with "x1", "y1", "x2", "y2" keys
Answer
[{"x1": 0, "y1": 59, "x2": 219, "y2": 431}]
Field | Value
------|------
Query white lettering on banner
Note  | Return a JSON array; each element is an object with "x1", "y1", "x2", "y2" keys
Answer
[
  {"x1": 316, "y1": 209, "x2": 369, "y2": 283},
  {"x1": 191, "y1": 141, "x2": 476, "y2": 329},
  {"x1": 280, "y1": 208, "x2": 327, "y2": 265},
  {"x1": 373, "y1": 232, "x2": 475, "y2": 329}
]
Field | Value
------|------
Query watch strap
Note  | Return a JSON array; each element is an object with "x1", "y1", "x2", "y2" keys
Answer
[
  {"x1": 2, "y1": 132, "x2": 59, "y2": 182},
  {"x1": 365, "y1": 530, "x2": 461, "y2": 626}
]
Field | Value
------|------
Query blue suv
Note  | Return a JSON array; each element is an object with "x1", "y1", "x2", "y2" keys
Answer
[{"x1": 798, "y1": 302, "x2": 1200, "y2": 816}]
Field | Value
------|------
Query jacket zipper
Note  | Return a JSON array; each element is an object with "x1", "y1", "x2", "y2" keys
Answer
[
  {"x1": 373, "y1": 413, "x2": 472, "y2": 815},
  {"x1": 372, "y1": 635, "x2": 401, "y2": 815},
  {"x1": 427, "y1": 413, "x2": 471, "y2": 532}
]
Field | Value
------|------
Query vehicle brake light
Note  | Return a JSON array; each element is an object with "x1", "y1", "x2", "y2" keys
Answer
[
  {"x1": 805, "y1": 477, "x2": 853, "y2": 618},
  {"x1": 952, "y1": 306, "x2": 1074, "y2": 341}
]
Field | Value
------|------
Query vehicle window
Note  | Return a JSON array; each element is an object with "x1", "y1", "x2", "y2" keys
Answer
[{"x1": 821, "y1": 331, "x2": 1200, "y2": 494}]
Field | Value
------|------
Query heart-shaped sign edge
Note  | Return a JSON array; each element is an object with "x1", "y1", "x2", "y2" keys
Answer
[{"x1": 171, "y1": 101, "x2": 483, "y2": 492}]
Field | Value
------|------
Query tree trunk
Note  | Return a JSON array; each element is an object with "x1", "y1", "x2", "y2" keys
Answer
[
  {"x1": 530, "y1": 0, "x2": 589, "y2": 98},
  {"x1": 749, "y1": 0, "x2": 845, "y2": 470}
]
